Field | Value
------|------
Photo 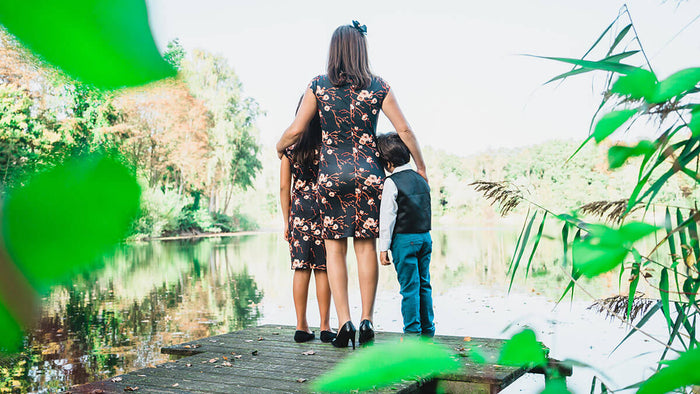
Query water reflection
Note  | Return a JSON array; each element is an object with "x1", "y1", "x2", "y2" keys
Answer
[
  {"x1": 1, "y1": 229, "x2": 618, "y2": 393},
  {"x1": 2, "y1": 238, "x2": 263, "y2": 393}
]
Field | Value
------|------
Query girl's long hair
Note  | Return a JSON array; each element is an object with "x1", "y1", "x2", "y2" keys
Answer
[
  {"x1": 292, "y1": 96, "x2": 322, "y2": 168},
  {"x1": 327, "y1": 25, "x2": 372, "y2": 89}
]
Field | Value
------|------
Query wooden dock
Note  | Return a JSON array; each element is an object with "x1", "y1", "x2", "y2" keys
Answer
[{"x1": 67, "y1": 324, "x2": 568, "y2": 393}]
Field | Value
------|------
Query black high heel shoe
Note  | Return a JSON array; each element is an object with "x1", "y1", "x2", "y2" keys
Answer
[
  {"x1": 358, "y1": 319, "x2": 375, "y2": 345},
  {"x1": 320, "y1": 330, "x2": 337, "y2": 343},
  {"x1": 331, "y1": 321, "x2": 356, "y2": 349},
  {"x1": 294, "y1": 330, "x2": 315, "y2": 343}
]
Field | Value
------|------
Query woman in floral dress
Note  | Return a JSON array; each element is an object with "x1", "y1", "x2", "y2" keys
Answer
[{"x1": 277, "y1": 22, "x2": 427, "y2": 348}]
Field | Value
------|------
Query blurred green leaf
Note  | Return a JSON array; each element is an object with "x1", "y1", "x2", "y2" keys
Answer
[
  {"x1": 2, "y1": 156, "x2": 141, "y2": 292},
  {"x1": 0, "y1": 0, "x2": 176, "y2": 89},
  {"x1": 651, "y1": 68, "x2": 700, "y2": 103},
  {"x1": 689, "y1": 106, "x2": 700, "y2": 138},
  {"x1": 498, "y1": 329, "x2": 546, "y2": 368},
  {"x1": 532, "y1": 56, "x2": 639, "y2": 75},
  {"x1": 607, "y1": 140, "x2": 655, "y2": 169},
  {"x1": 541, "y1": 377, "x2": 571, "y2": 394},
  {"x1": 610, "y1": 68, "x2": 657, "y2": 101},
  {"x1": 468, "y1": 347, "x2": 489, "y2": 364},
  {"x1": 606, "y1": 24, "x2": 632, "y2": 56},
  {"x1": 638, "y1": 348, "x2": 700, "y2": 394},
  {"x1": 525, "y1": 212, "x2": 547, "y2": 278},
  {"x1": 593, "y1": 109, "x2": 637, "y2": 143},
  {"x1": 313, "y1": 339, "x2": 462, "y2": 392},
  {"x1": 659, "y1": 269, "x2": 672, "y2": 328},
  {"x1": 509, "y1": 211, "x2": 538, "y2": 292},
  {"x1": 0, "y1": 303, "x2": 23, "y2": 352},
  {"x1": 573, "y1": 223, "x2": 657, "y2": 278},
  {"x1": 545, "y1": 51, "x2": 639, "y2": 85},
  {"x1": 627, "y1": 251, "x2": 641, "y2": 319}
]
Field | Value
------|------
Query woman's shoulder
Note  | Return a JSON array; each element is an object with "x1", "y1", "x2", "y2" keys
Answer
[
  {"x1": 370, "y1": 75, "x2": 390, "y2": 93},
  {"x1": 308, "y1": 75, "x2": 329, "y2": 90}
]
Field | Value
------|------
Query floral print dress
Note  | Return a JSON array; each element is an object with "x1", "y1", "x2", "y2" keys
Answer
[
  {"x1": 285, "y1": 146, "x2": 326, "y2": 270},
  {"x1": 309, "y1": 75, "x2": 390, "y2": 239}
]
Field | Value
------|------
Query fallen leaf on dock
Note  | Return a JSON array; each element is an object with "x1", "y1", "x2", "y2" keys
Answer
[
  {"x1": 172, "y1": 384, "x2": 179, "y2": 387},
  {"x1": 272, "y1": 332, "x2": 280, "y2": 335},
  {"x1": 302, "y1": 350, "x2": 316, "y2": 355},
  {"x1": 183, "y1": 344, "x2": 201, "y2": 349},
  {"x1": 208, "y1": 358, "x2": 218, "y2": 363},
  {"x1": 257, "y1": 337, "x2": 264, "y2": 341},
  {"x1": 185, "y1": 363, "x2": 192, "y2": 367},
  {"x1": 297, "y1": 378, "x2": 307, "y2": 383},
  {"x1": 89, "y1": 390, "x2": 105, "y2": 394},
  {"x1": 251, "y1": 350, "x2": 258, "y2": 356},
  {"x1": 464, "y1": 337, "x2": 472, "y2": 342},
  {"x1": 221, "y1": 362, "x2": 233, "y2": 367},
  {"x1": 234, "y1": 355, "x2": 242, "y2": 359},
  {"x1": 276, "y1": 326, "x2": 282, "y2": 329},
  {"x1": 137, "y1": 375, "x2": 146, "y2": 377},
  {"x1": 245, "y1": 340, "x2": 253, "y2": 343},
  {"x1": 111, "y1": 377, "x2": 122, "y2": 382},
  {"x1": 123, "y1": 387, "x2": 139, "y2": 392}
]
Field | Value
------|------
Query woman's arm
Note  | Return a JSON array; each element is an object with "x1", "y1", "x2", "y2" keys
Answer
[
  {"x1": 279, "y1": 155, "x2": 292, "y2": 240},
  {"x1": 276, "y1": 88, "x2": 317, "y2": 158},
  {"x1": 381, "y1": 89, "x2": 427, "y2": 181}
]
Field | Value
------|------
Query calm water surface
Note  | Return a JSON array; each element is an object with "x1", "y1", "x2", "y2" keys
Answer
[{"x1": 3, "y1": 229, "x2": 622, "y2": 393}]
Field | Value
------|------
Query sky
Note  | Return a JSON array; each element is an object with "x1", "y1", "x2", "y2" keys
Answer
[{"x1": 145, "y1": 0, "x2": 700, "y2": 155}]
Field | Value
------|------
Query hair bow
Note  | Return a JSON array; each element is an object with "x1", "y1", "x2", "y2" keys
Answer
[{"x1": 352, "y1": 20, "x2": 367, "y2": 35}]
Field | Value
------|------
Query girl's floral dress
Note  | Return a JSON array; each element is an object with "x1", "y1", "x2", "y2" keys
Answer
[
  {"x1": 285, "y1": 146, "x2": 326, "y2": 270},
  {"x1": 309, "y1": 75, "x2": 390, "y2": 239}
]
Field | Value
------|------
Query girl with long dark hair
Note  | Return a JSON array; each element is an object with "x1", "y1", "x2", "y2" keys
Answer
[
  {"x1": 280, "y1": 101, "x2": 335, "y2": 343},
  {"x1": 277, "y1": 21, "x2": 427, "y2": 349}
]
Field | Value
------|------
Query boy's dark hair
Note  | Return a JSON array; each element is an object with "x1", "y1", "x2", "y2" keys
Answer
[{"x1": 376, "y1": 132, "x2": 410, "y2": 168}]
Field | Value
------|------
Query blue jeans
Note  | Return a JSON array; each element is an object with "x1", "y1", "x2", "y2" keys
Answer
[{"x1": 390, "y1": 232, "x2": 434, "y2": 336}]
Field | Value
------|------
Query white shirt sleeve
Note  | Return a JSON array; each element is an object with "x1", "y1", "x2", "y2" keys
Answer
[{"x1": 378, "y1": 177, "x2": 398, "y2": 252}]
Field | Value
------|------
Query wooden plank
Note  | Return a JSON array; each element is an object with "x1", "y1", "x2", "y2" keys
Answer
[{"x1": 68, "y1": 324, "x2": 556, "y2": 393}]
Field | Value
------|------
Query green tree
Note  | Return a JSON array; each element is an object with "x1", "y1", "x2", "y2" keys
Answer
[{"x1": 182, "y1": 50, "x2": 263, "y2": 214}]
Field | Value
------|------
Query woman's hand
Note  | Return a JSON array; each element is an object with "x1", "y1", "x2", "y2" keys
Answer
[
  {"x1": 284, "y1": 222, "x2": 289, "y2": 242},
  {"x1": 277, "y1": 88, "x2": 317, "y2": 156}
]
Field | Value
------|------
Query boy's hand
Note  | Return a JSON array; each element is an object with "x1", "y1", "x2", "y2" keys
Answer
[{"x1": 380, "y1": 251, "x2": 391, "y2": 266}]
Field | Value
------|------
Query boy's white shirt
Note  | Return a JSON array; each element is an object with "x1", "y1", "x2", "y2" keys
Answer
[{"x1": 378, "y1": 163, "x2": 413, "y2": 252}]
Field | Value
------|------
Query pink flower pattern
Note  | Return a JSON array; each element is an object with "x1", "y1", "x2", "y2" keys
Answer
[
  {"x1": 284, "y1": 146, "x2": 326, "y2": 270},
  {"x1": 308, "y1": 75, "x2": 390, "y2": 239}
]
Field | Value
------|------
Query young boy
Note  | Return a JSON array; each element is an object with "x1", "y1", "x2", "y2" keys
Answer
[{"x1": 376, "y1": 132, "x2": 434, "y2": 337}]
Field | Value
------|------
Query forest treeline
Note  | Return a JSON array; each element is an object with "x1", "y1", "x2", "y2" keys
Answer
[
  {"x1": 245, "y1": 139, "x2": 699, "y2": 230},
  {"x1": 3, "y1": 28, "x2": 696, "y2": 238},
  {"x1": 0, "y1": 32, "x2": 262, "y2": 238}
]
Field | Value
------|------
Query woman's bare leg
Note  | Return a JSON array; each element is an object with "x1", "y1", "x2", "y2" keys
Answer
[
  {"x1": 313, "y1": 270, "x2": 332, "y2": 331},
  {"x1": 293, "y1": 269, "x2": 312, "y2": 332},
  {"x1": 325, "y1": 239, "x2": 350, "y2": 325},
  {"x1": 354, "y1": 238, "x2": 378, "y2": 322}
]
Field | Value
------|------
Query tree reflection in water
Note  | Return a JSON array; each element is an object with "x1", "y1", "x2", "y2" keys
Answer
[{"x1": 1, "y1": 237, "x2": 263, "y2": 393}]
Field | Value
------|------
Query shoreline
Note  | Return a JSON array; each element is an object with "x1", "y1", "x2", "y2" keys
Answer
[{"x1": 132, "y1": 224, "x2": 518, "y2": 243}]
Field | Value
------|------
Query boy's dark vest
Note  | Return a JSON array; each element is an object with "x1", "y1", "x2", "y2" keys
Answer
[{"x1": 388, "y1": 170, "x2": 431, "y2": 234}]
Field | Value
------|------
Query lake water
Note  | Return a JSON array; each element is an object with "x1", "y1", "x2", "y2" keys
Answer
[{"x1": 2, "y1": 229, "x2": 668, "y2": 393}]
